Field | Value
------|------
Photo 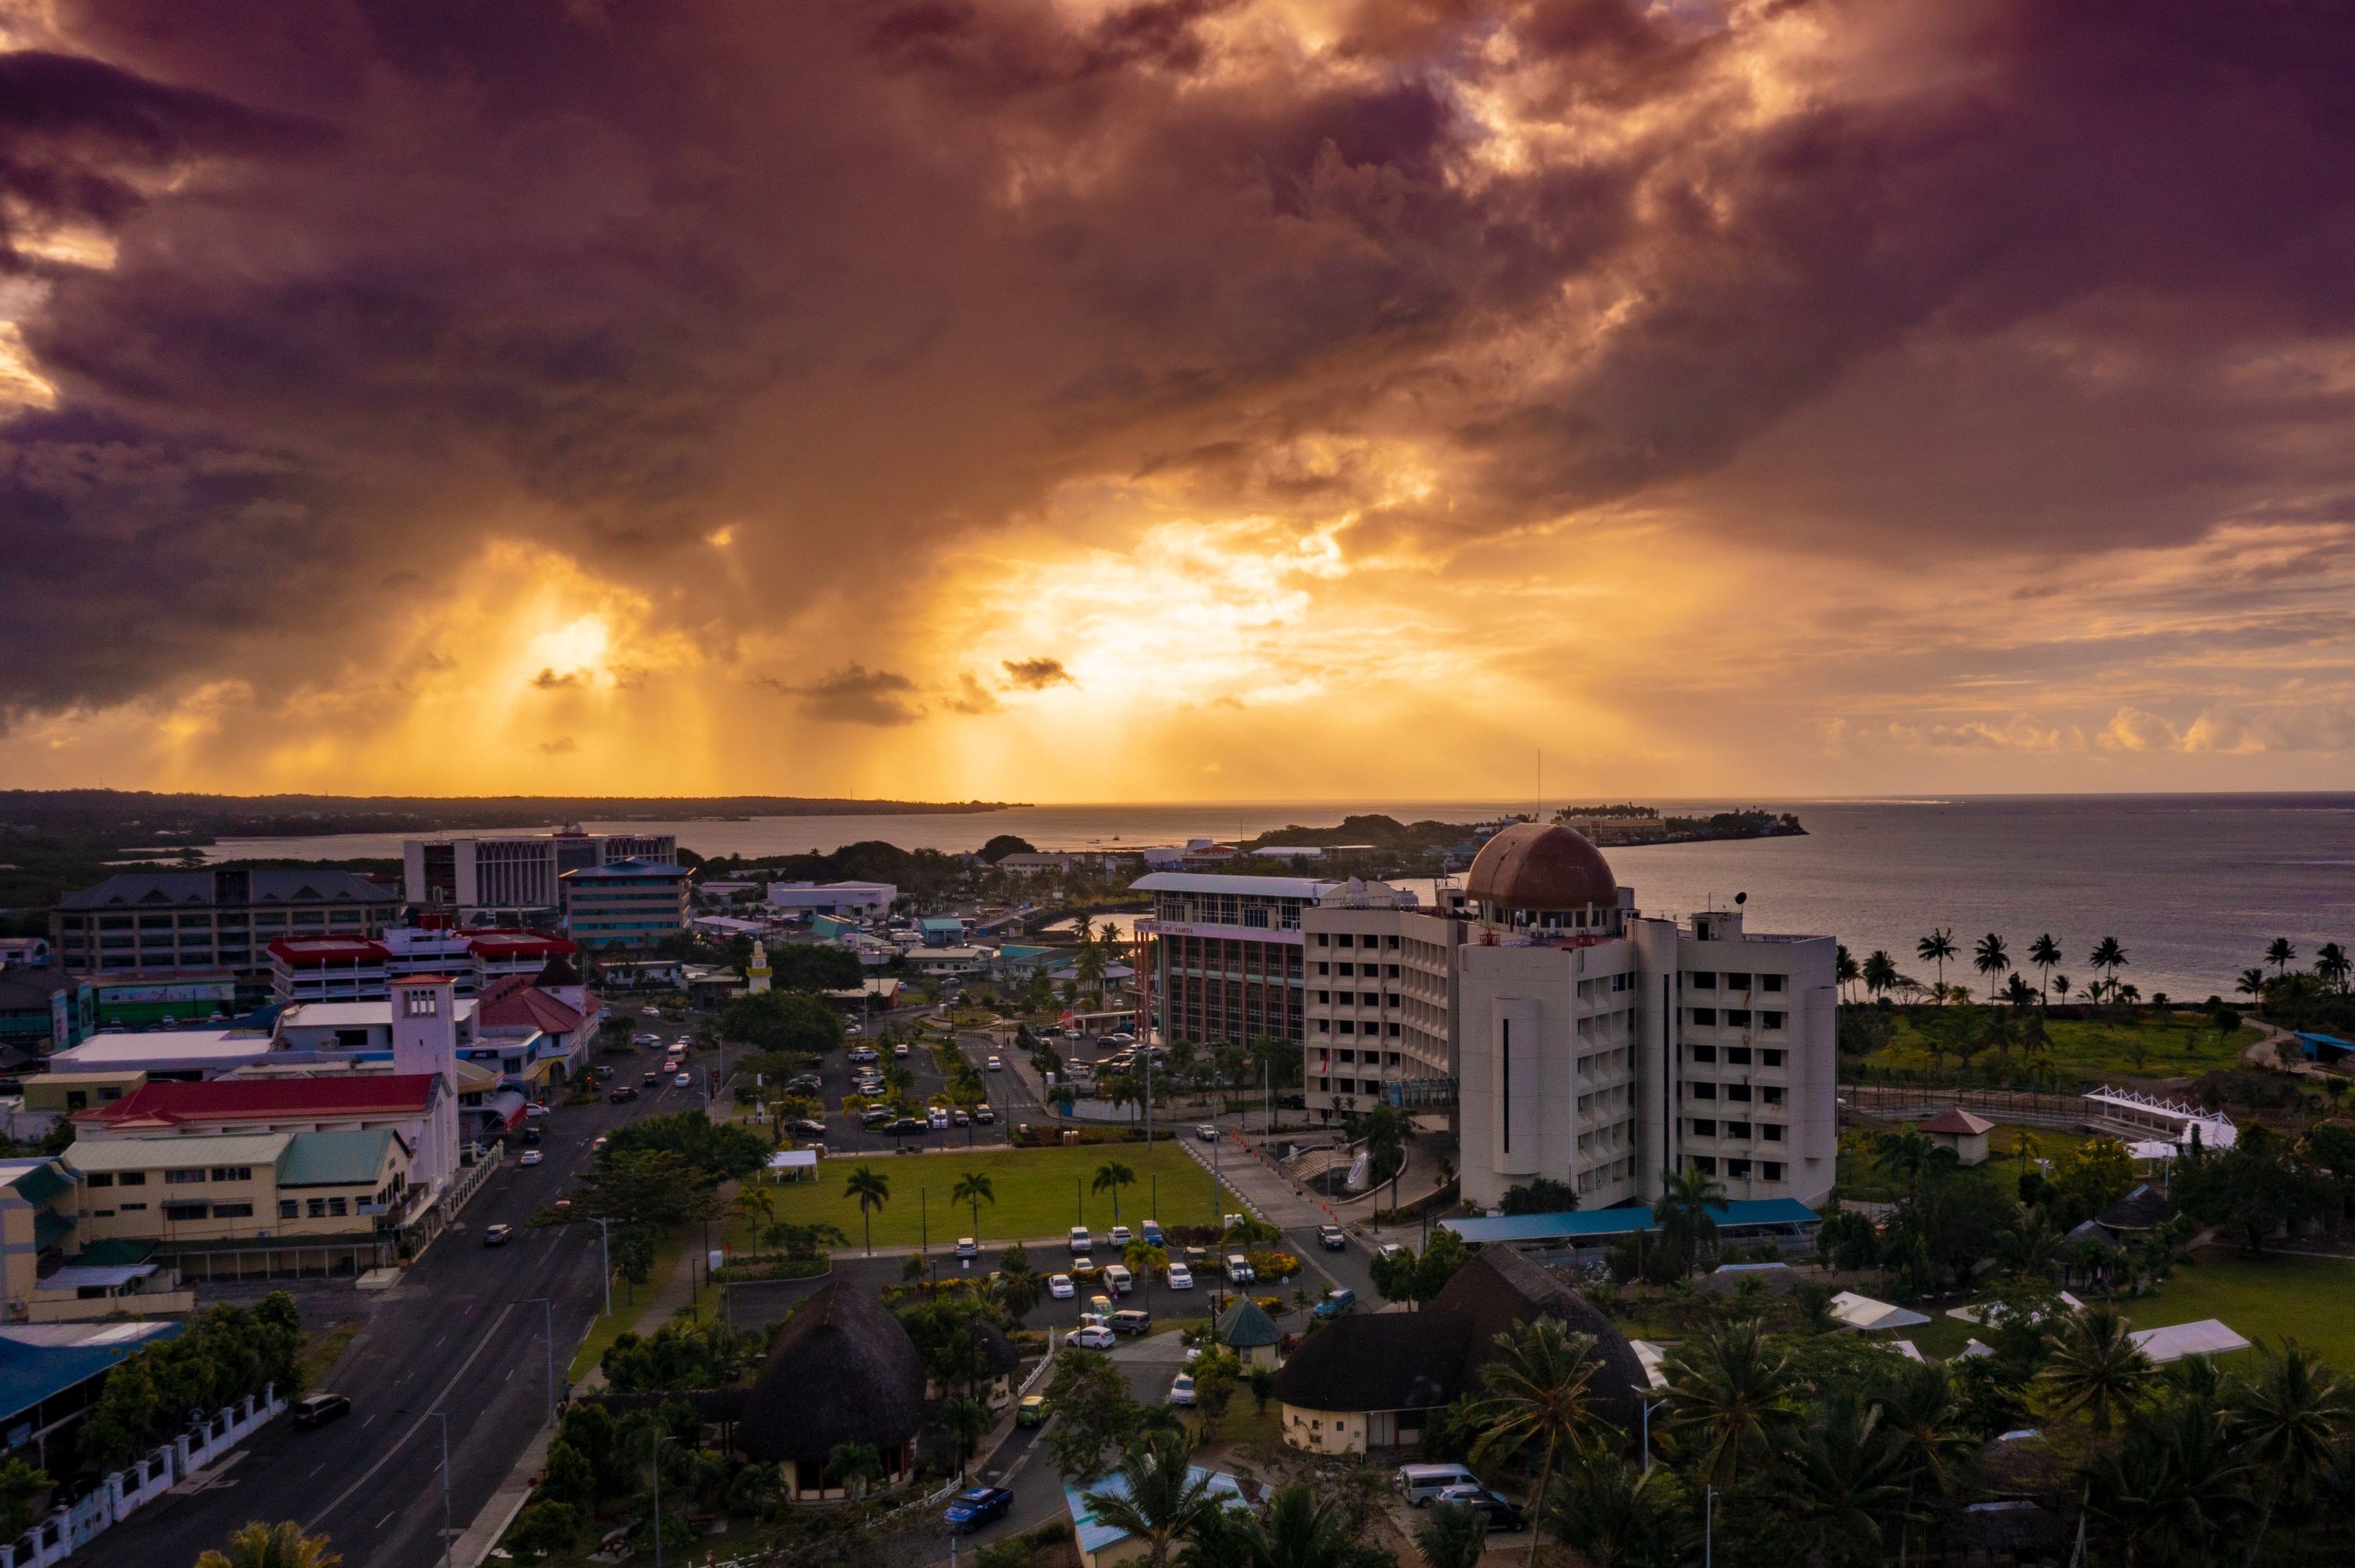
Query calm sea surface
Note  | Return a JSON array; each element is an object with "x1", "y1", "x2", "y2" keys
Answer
[{"x1": 209, "y1": 795, "x2": 2355, "y2": 1000}]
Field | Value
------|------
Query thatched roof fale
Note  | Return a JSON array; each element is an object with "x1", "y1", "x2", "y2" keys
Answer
[{"x1": 738, "y1": 1282, "x2": 925, "y2": 1464}]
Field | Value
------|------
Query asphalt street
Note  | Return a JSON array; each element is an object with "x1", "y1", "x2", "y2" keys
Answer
[{"x1": 96, "y1": 1045, "x2": 705, "y2": 1568}]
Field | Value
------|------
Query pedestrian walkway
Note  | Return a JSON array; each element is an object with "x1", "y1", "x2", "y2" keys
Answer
[{"x1": 1184, "y1": 1129, "x2": 1337, "y2": 1234}]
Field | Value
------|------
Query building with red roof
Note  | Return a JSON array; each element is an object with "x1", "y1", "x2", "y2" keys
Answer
[{"x1": 74, "y1": 1073, "x2": 439, "y2": 1134}]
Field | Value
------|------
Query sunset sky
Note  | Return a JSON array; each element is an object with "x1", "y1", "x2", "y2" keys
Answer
[{"x1": 4, "y1": 0, "x2": 2353, "y2": 802}]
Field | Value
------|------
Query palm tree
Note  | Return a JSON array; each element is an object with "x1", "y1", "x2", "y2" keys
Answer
[
  {"x1": 2089, "y1": 936, "x2": 2129, "y2": 1004},
  {"x1": 1230, "y1": 1481, "x2": 1358, "y2": 1568},
  {"x1": 1879, "y1": 1360, "x2": 1975, "y2": 1503},
  {"x1": 2229, "y1": 1342, "x2": 2355, "y2": 1565},
  {"x1": 939, "y1": 1394, "x2": 990, "y2": 1480},
  {"x1": 1543, "y1": 1455, "x2": 1690, "y2": 1568},
  {"x1": 2027, "y1": 933, "x2": 2062, "y2": 1001},
  {"x1": 2267, "y1": 936, "x2": 2298, "y2": 978},
  {"x1": 951, "y1": 1171, "x2": 996, "y2": 1240},
  {"x1": 1466, "y1": 1318, "x2": 1611, "y2": 1568},
  {"x1": 1916, "y1": 929, "x2": 1958, "y2": 998},
  {"x1": 827, "y1": 1439, "x2": 886, "y2": 1499},
  {"x1": 1836, "y1": 945, "x2": 1859, "y2": 1002},
  {"x1": 1358, "y1": 1104, "x2": 1411, "y2": 1213},
  {"x1": 1081, "y1": 1429, "x2": 1222, "y2": 1568},
  {"x1": 1663, "y1": 1318, "x2": 1797, "y2": 1492},
  {"x1": 2039, "y1": 1303, "x2": 2154, "y2": 1436},
  {"x1": 844, "y1": 1165, "x2": 890, "y2": 1256},
  {"x1": 1092, "y1": 1160, "x2": 1137, "y2": 1223},
  {"x1": 1972, "y1": 933, "x2": 2010, "y2": 998},
  {"x1": 1775, "y1": 1390, "x2": 1912, "y2": 1568},
  {"x1": 2052, "y1": 972, "x2": 2072, "y2": 1004},
  {"x1": 2317, "y1": 942, "x2": 2353, "y2": 995},
  {"x1": 2002, "y1": 972, "x2": 2038, "y2": 1010},
  {"x1": 1650, "y1": 1164, "x2": 1724, "y2": 1276},
  {"x1": 1414, "y1": 1501, "x2": 1490, "y2": 1568},
  {"x1": 2085, "y1": 1399, "x2": 2254, "y2": 1568},
  {"x1": 1862, "y1": 950, "x2": 1899, "y2": 999},
  {"x1": 197, "y1": 1522, "x2": 342, "y2": 1568}
]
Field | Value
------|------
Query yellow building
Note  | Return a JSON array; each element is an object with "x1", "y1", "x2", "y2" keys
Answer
[
  {"x1": 21, "y1": 1073, "x2": 146, "y2": 1118},
  {"x1": 67, "y1": 1128, "x2": 413, "y2": 1280}
]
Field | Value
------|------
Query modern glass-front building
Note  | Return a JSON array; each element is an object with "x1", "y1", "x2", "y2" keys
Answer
[{"x1": 560, "y1": 858, "x2": 689, "y2": 949}]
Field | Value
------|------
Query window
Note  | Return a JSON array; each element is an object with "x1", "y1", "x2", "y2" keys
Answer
[
  {"x1": 64, "y1": 1090, "x2": 87, "y2": 1111},
  {"x1": 404, "y1": 988, "x2": 439, "y2": 1018},
  {"x1": 165, "y1": 1169, "x2": 206, "y2": 1184},
  {"x1": 1689, "y1": 1155, "x2": 1717, "y2": 1174},
  {"x1": 1725, "y1": 1009, "x2": 1751, "y2": 1027},
  {"x1": 1336, "y1": 934, "x2": 1353, "y2": 948},
  {"x1": 1689, "y1": 1081, "x2": 1717, "y2": 1100},
  {"x1": 1762, "y1": 974, "x2": 1784, "y2": 992},
  {"x1": 1689, "y1": 1044, "x2": 1717, "y2": 1063},
  {"x1": 1725, "y1": 1083, "x2": 1752, "y2": 1102},
  {"x1": 1689, "y1": 1008, "x2": 1717, "y2": 1026},
  {"x1": 1764, "y1": 1124, "x2": 1785, "y2": 1142},
  {"x1": 1763, "y1": 1086, "x2": 1786, "y2": 1106},
  {"x1": 163, "y1": 1202, "x2": 208, "y2": 1221},
  {"x1": 1689, "y1": 1118, "x2": 1716, "y2": 1136},
  {"x1": 1761, "y1": 1011, "x2": 1784, "y2": 1030},
  {"x1": 1315, "y1": 990, "x2": 1330, "y2": 1004},
  {"x1": 1315, "y1": 962, "x2": 1330, "y2": 975},
  {"x1": 1762, "y1": 1162, "x2": 1784, "y2": 1181},
  {"x1": 117, "y1": 1172, "x2": 146, "y2": 1187},
  {"x1": 280, "y1": 1200, "x2": 299, "y2": 1219},
  {"x1": 1724, "y1": 1121, "x2": 1752, "y2": 1139},
  {"x1": 1689, "y1": 972, "x2": 1716, "y2": 989},
  {"x1": 213, "y1": 1202, "x2": 254, "y2": 1220},
  {"x1": 1725, "y1": 1047, "x2": 1752, "y2": 1066},
  {"x1": 1314, "y1": 934, "x2": 1329, "y2": 947},
  {"x1": 1761, "y1": 1049, "x2": 1784, "y2": 1068},
  {"x1": 85, "y1": 1172, "x2": 113, "y2": 1188},
  {"x1": 1723, "y1": 972, "x2": 1752, "y2": 991},
  {"x1": 1727, "y1": 1159, "x2": 1752, "y2": 1179},
  {"x1": 1387, "y1": 1023, "x2": 1402, "y2": 1037},
  {"x1": 209, "y1": 1166, "x2": 253, "y2": 1183},
  {"x1": 1314, "y1": 1020, "x2": 1330, "y2": 1034},
  {"x1": 119, "y1": 1202, "x2": 147, "y2": 1212},
  {"x1": 328, "y1": 1197, "x2": 348, "y2": 1217},
  {"x1": 307, "y1": 1198, "x2": 327, "y2": 1218}
]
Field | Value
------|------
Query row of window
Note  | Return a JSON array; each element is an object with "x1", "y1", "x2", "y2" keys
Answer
[
  {"x1": 1310, "y1": 933, "x2": 1402, "y2": 949},
  {"x1": 1687, "y1": 1045, "x2": 1785, "y2": 1068},
  {"x1": 1684, "y1": 1081, "x2": 1786, "y2": 1106},
  {"x1": 1313, "y1": 1020, "x2": 1402, "y2": 1036},
  {"x1": 1313, "y1": 990, "x2": 1398, "y2": 1008},
  {"x1": 1686, "y1": 972, "x2": 1785, "y2": 992},
  {"x1": 1687, "y1": 1008, "x2": 1786, "y2": 1030},
  {"x1": 1316, "y1": 1048, "x2": 1403, "y2": 1067},
  {"x1": 1684, "y1": 1118, "x2": 1788, "y2": 1142},
  {"x1": 1687, "y1": 1155, "x2": 1784, "y2": 1181},
  {"x1": 1313, "y1": 961, "x2": 1402, "y2": 978}
]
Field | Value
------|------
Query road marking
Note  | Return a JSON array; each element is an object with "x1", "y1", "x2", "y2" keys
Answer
[
  {"x1": 376, "y1": 1510, "x2": 394, "y2": 1530},
  {"x1": 309, "y1": 1463, "x2": 326, "y2": 1478},
  {"x1": 306, "y1": 1300, "x2": 519, "y2": 1530}
]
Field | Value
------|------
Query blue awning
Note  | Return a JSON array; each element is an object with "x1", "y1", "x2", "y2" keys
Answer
[{"x1": 1441, "y1": 1197, "x2": 1821, "y2": 1246}]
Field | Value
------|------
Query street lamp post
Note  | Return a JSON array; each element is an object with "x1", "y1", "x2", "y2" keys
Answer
[
  {"x1": 1630, "y1": 1385, "x2": 1664, "y2": 1473},
  {"x1": 518, "y1": 1298, "x2": 556, "y2": 1425},
  {"x1": 595, "y1": 1217, "x2": 613, "y2": 1317},
  {"x1": 399, "y1": 1407, "x2": 455, "y2": 1568}
]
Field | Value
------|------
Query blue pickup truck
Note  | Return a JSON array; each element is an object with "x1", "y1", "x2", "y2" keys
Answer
[{"x1": 1312, "y1": 1287, "x2": 1358, "y2": 1320}]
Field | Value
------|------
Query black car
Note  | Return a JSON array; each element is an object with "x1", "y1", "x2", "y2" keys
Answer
[
  {"x1": 293, "y1": 1393, "x2": 352, "y2": 1429},
  {"x1": 790, "y1": 1118, "x2": 828, "y2": 1138},
  {"x1": 1432, "y1": 1486, "x2": 1526, "y2": 1531},
  {"x1": 609, "y1": 1085, "x2": 639, "y2": 1103},
  {"x1": 642, "y1": 1070, "x2": 661, "y2": 1086},
  {"x1": 888, "y1": 1116, "x2": 928, "y2": 1135},
  {"x1": 518, "y1": 1125, "x2": 543, "y2": 1146}
]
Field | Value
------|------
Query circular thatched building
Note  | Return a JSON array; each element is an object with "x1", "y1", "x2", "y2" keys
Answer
[{"x1": 738, "y1": 1282, "x2": 927, "y2": 1498}]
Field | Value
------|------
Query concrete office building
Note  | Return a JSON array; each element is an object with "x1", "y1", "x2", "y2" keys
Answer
[
  {"x1": 1133, "y1": 872, "x2": 1339, "y2": 1046},
  {"x1": 51, "y1": 869, "x2": 401, "y2": 1004},
  {"x1": 561, "y1": 858, "x2": 689, "y2": 949},
  {"x1": 403, "y1": 827, "x2": 678, "y2": 923},
  {"x1": 1300, "y1": 880, "x2": 1468, "y2": 1118},
  {"x1": 1455, "y1": 823, "x2": 1837, "y2": 1211},
  {"x1": 766, "y1": 881, "x2": 897, "y2": 918}
]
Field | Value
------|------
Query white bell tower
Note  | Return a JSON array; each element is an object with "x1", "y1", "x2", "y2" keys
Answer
[{"x1": 390, "y1": 975, "x2": 462, "y2": 1202}]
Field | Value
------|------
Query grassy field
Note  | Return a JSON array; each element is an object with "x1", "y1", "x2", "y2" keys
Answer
[
  {"x1": 1860, "y1": 1014, "x2": 2261, "y2": 1084},
  {"x1": 752, "y1": 1142, "x2": 1222, "y2": 1251},
  {"x1": 2122, "y1": 1251, "x2": 2355, "y2": 1367},
  {"x1": 566, "y1": 1230, "x2": 692, "y2": 1380},
  {"x1": 299, "y1": 1317, "x2": 364, "y2": 1387},
  {"x1": 1836, "y1": 1125, "x2": 2092, "y2": 1200}
]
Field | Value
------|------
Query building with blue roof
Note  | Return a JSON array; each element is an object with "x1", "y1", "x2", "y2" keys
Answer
[
  {"x1": 0, "y1": 1320, "x2": 184, "y2": 1460},
  {"x1": 1441, "y1": 1197, "x2": 1821, "y2": 1253},
  {"x1": 1065, "y1": 1465, "x2": 1251, "y2": 1568}
]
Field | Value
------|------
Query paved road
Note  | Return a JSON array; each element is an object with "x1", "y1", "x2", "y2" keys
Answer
[{"x1": 100, "y1": 1058, "x2": 703, "y2": 1568}]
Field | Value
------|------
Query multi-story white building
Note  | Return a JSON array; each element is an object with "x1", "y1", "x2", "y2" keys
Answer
[
  {"x1": 1300, "y1": 880, "x2": 1467, "y2": 1119},
  {"x1": 764, "y1": 881, "x2": 897, "y2": 918},
  {"x1": 403, "y1": 828, "x2": 679, "y2": 923},
  {"x1": 1454, "y1": 823, "x2": 1837, "y2": 1211}
]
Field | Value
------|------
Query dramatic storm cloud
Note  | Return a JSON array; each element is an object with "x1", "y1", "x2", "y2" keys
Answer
[{"x1": 4, "y1": 0, "x2": 2353, "y2": 797}]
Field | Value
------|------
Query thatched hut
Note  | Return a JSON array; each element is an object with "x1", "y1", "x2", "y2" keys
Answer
[{"x1": 738, "y1": 1282, "x2": 927, "y2": 1498}]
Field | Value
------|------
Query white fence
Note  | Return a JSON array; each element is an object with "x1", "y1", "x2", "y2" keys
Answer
[{"x1": 3, "y1": 1385, "x2": 288, "y2": 1568}]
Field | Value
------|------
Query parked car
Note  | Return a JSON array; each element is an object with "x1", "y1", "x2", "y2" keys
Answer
[
  {"x1": 956, "y1": 1236, "x2": 979, "y2": 1259},
  {"x1": 1016, "y1": 1395, "x2": 1049, "y2": 1427},
  {"x1": 1377, "y1": 1243, "x2": 1410, "y2": 1263},
  {"x1": 1396, "y1": 1465, "x2": 1482, "y2": 1506},
  {"x1": 1318, "y1": 1225, "x2": 1347, "y2": 1250},
  {"x1": 888, "y1": 1117, "x2": 927, "y2": 1135},
  {"x1": 1313, "y1": 1288, "x2": 1357, "y2": 1319},
  {"x1": 1068, "y1": 1226, "x2": 1091, "y2": 1253},
  {"x1": 1225, "y1": 1253, "x2": 1254, "y2": 1284},
  {"x1": 1109, "y1": 1225, "x2": 1132, "y2": 1247},
  {"x1": 1141, "y1": 1219, "x2": 1164, "y2": 1246},
  {"x1": 974, "y1": 1106, "x2": 996, "y2": 1123},
  {"x1": 1433, "y1": 1485, "x2": 1527, "y2": 1531},
  {"x1": 1102, "y1": 1264, "x2": 1133, "y2": 1295},
  {"x1": 944, "y1": 1487, "x2": 1014, "y2": 1533},
  {"x1": 675, "y1": 1072, "x2": 693, "y2": 1088},
  {"x1": 293, "y1": 1393, "x2": 352, "y2": 1429},
  {"x1": 1195, "y1": 1124, "x2": 1218, "y2": 1143},
  {"x1": 482, "y1": 1223, "x2": 512, "y2": 1246},
  {"x1": 518, "y1": 1151, "x2": 544, "y2": 1167},
  {"x1": 1048, "y1": 1274, "x2": 1075, "y2": 1298},
  {"x1": 790, "y1": 1118, "x2": 828, "y2": 1138},
  {"x1": 524, "y1": 1104, "x2": 549, "y2": 1119},
  {"x1": 862, "y1": 1107, "x2": 894, "y2": 1128},
  {"x1": 950, "y1": 1109, "x2": 970, "y2": 1126},
  {"x1": 894, "y1": 1042, "x2": 911, "y2": 1057},
  {"x1": 1110, "y1": 1309, "x2": 1152, "y2": 1336},
  {"x1": 1088, "y1": 1294, "x2": 1114, "y2": 1318},
  {"x1": 609, "y1": 1086, "x2": 638, "y2": 1103},
  {"x1": 1070, "y1": 1325, "x2": 1116, "y2": 1350},
  {"x1": 927, "y1": 1109, "x2": 950, "y2": 1129},
  {"x1": 1165, "y1": 1263, "x2": 1194, "y2": 1289},
  {"x1": 590, "y1": 1135, "x2": 609, "y2": 1152},
  {"x1": 1168, "y1": 1374, "x2": 1196, "y2": 1406}
]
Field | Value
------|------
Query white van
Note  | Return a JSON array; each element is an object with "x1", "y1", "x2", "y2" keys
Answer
[
  {"x1": 1397, "y1": 1464, "x2": 1482, "y2": 1506},
  {"x1": 1225, "y1": 1253, "x2": 1254, "y2": 1284},
  {"x1": 1102, "y1": 1264, "x2": 1133, "y2": 1295}
]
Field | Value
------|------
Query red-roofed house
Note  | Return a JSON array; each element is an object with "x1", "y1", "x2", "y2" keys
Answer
[
  {"x1": 268, "y1": 937, "x2": 391, "y2": 1003},
  {"x1": 469, "y1": 972, "x2": 600, "y2": 1083},
  {"x1": 74, "y1": 1074, "x2": 439, "y2": 1135},
  {"x1": 1918, "y1": 1108, "x2": 1994, "y2": 1167}
]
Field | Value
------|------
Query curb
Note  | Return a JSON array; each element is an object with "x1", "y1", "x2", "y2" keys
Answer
[{"x1": 451, "y1": 1423, "x2": 552, "y2": 1568}]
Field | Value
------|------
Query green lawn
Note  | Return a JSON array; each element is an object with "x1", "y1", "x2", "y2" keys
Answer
[
  {"x1": 751, "y1": 1142, "x2": 1222, "y2": 1251},
  {"x1": 1837, "y1": 1125, "x2": 2091, "y2": 1201},
  {"x1": 2123, "y1": 1251, "x2": 2355, "y2": 1368},
  {"x1": 1861, "y1": 1014, "x2": 2261, "y2": 1085}
]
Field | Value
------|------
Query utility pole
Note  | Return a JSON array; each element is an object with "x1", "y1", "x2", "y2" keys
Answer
[
  {"x1": 595, "y1": 1217, "x2": 613, "y2": 1317},
  {"x1": 516, "y1": 1298, "x2": 556, "y2": 1425},
  {"x1": 401, "y1": 1408, "x2": 454, "y2": 1568}
]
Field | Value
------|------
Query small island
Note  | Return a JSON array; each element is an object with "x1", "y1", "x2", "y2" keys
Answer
[{"x1": 1235, "y1": 804, "x2": 1804, "y2": 876}]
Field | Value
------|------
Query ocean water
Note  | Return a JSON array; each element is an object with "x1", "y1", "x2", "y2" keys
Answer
[{"x1": 208, "y1": 795, "x2": 2355, "y2": 1000}]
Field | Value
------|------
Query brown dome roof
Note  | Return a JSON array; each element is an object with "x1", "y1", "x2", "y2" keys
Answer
[{"x1": 1465, "y1": 823, "x2": 1617, "y2": 911}]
